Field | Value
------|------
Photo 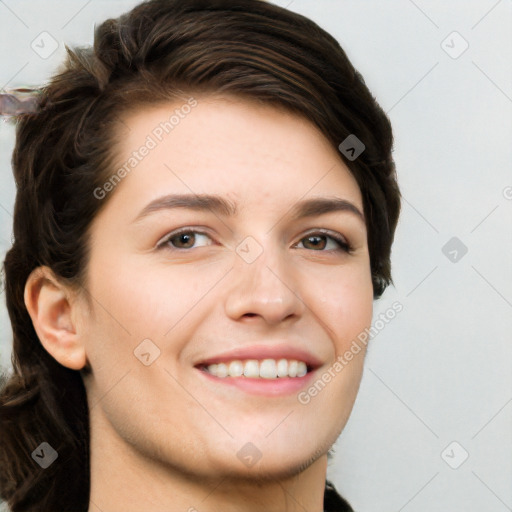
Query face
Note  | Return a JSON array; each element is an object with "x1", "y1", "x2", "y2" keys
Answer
[{"x1": 79, "y1": 95, "x2": 373, "y2": 480}]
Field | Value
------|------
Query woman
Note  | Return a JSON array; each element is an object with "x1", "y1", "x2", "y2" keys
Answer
[{"x1": 0, "y1": 0, "x2": 400, "y2": 510}]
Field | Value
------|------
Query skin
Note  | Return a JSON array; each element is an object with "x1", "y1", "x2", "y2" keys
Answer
[{"x1": 25, "y1": 95, "x2": 373, "y2": 512}]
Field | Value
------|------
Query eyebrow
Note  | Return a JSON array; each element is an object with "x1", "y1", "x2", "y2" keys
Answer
[{"x1": 133, "y1": 194, "x2": 365, "y2": 224}]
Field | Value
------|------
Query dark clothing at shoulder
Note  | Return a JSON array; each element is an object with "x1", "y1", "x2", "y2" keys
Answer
[{"x1": 324, "y1": 480, "x2": 354, "y2": 512}]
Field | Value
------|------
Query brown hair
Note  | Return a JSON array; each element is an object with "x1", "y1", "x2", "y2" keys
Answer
[{"x1": 0, "y1": 0, "x2": 400, "y2": 509}]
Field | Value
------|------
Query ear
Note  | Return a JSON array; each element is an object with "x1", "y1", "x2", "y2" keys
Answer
[{"x1": 24, "y1": 266, "x2": 87, "y2": 371}]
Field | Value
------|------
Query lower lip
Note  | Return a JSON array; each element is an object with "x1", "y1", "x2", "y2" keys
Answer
[{"x1": 196, "y1": 368, "x2": 316, "y2": 396}]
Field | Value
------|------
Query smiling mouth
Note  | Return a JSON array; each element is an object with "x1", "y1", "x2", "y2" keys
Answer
[{"x1": 196, "y1": 358, "x2": 313, "y2": 379}]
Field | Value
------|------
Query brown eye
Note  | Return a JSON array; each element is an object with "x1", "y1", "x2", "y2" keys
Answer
[
  {"x1": 296, "y1": 232, "x2": 351, "y2": 253},
  {"x1": 170, "y1": 232, "x2": 196, "y2": 249},
  {"x1": 303, "y1": 235, "x2": 327, "y2": 250},
  {"x1": 159, "y1": 230, "x2": 213, "y2": 250}
]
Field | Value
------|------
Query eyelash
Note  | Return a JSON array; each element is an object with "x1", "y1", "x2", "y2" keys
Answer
[{"x1": 156, "y1": 227, "x2": 353, "y2": 254}]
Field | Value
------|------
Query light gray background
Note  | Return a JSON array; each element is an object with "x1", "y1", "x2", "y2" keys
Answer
[{"x1": 1, "y1": 1, "x2": 511, "y2": 511}]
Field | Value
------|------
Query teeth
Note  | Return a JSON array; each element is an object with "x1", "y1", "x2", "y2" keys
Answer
[
  {"x1": 243, "y1": 360, "x2": 259, "y2": 378},
  {"x1": 228, "y1": 360, "x2": 244, "y2": 377},
  {"x1": 297, "y1": 361, "x2": 307, "y2": 377},
  {"x1": 259, "y1": 359, "x2": 277, "y2": 379},
  {"x1": 216, "y1": 363, "x2": 228, "y2": 378},
  {"x1": 204, "y1": 359, "x2": 310, "y2": 379},
  {"x1": 277, "y1": 358, "x2": 288, "y2": 377}
]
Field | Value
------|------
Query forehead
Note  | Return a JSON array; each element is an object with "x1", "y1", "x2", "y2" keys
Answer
[{"x1": 106, "y1": 95, "x2": 363, "y2": 216}]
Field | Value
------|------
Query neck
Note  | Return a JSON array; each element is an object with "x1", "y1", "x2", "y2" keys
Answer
[{"x1": 88, "y1": 409, "x2": 328, "y2": 512}]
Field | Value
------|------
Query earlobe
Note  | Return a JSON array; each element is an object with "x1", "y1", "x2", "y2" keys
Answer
[{"x1": 24, "y1": 266, "x2": 87, "y2": 371}]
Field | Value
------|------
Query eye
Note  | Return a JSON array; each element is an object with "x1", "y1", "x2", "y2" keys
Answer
[
  {"x1": 157, "y1": 229, "x2": 213, "y2": 250},
  {"x1": 295, "y1": 231, "x2": 351, "y2": 253}
]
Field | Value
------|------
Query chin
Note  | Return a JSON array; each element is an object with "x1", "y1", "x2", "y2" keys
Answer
[
  {"x1": 205, "y1": 431, "x2": 337, "y2": 483},
  {"x1": 220, "y1": 454, "x2": 325, "y2": 484}
]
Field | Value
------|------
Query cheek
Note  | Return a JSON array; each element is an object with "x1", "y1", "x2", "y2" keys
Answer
[
  {"x1": 86, "y1": 255, "x2": 228, "y2": 343},
  {"x1": 308, "y1": 262, "x2": 373, "y2": 351}
]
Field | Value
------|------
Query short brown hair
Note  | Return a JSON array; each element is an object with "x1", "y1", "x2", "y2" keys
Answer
[{"x1": 0, "y1": 1, "x2": 400, "y2": 509}]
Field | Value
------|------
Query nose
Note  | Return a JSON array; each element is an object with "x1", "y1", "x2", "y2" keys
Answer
[{"x1": 223, "y1": 240, "x2": 305, "y2": 326}]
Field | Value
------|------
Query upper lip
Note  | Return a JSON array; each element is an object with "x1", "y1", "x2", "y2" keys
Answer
[{"x1": 194, "y1": 344, "x2": 323, "y2": 369}]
